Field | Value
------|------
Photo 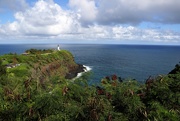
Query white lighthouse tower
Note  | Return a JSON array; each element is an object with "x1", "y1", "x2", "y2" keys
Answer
[{"x1": 57, "y1": 45, "x2": 60, "y2": 51}]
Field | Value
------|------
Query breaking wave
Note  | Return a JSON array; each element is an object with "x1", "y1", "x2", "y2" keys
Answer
[{"x1": 75, "y1": 65, "x2": 92, "y2": 79}]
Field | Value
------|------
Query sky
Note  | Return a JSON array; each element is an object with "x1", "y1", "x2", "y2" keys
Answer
[{"x1": 0, "y1": 0, "x2": 180, "y2": 45}]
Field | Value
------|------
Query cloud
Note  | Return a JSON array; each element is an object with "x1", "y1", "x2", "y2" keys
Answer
[
  {"x1": 0, "y1": 0, "x2": 180, "y2": 44},
  {"x1": 80, "y1": 25, "x2": 180, "y2": 43},
  {"x1": 54, "y1": 24, "x2": 180, "y2": 44},
  {"x1": 69, "y1": 0, "x2": 180, "y2": 25},
  {"x1": 0, "y1": 0, "x2": 80, "y2": 37},
  {"x1": 0, "y1": 0, "x2": 28, "y2": 12},
  {"x1": 69, "y1": 0, "x2": 97, "y2": 26}
]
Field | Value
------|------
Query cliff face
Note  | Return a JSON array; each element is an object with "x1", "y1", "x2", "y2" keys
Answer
[
  {"x1": 32, "y1": 50, "x2": 83, "y2": 79},
  {"x1": 65, "y1": 64, "x2": 85, "y2": 79},
  {"x1": 29, "y1": 50, "x2": 85, "y2": 80},
  {"x1": 0, "y1": 50, "x2": 84, "y2": 81}
]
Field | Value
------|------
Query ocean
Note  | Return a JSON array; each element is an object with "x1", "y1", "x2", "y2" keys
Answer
[{"x1": 0, "y1": 44, "x2": 180, "y2": 84}]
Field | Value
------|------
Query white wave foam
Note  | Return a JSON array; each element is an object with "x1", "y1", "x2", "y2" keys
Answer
[
  {"x1": 83, "y1": 65, "x2": 92, "y2": 72},
  {"x1": 73, "y1": 65, "x2": 92, "y2": 80},
  {"x1": 76, "y1": 72, "x2": 82, "y2": 78}
]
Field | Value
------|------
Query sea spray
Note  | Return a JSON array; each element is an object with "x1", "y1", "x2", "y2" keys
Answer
[{"x1": 74, "y1": 65, "x2": 92, "y2": 80}]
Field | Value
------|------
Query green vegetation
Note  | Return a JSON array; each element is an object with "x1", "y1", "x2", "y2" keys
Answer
[
  {"x1": 25, "y1": 49, "x2": 53, "y2": 54},
  {"x1": 0, "y1": 50, "x2": 179, "y2": 121}
]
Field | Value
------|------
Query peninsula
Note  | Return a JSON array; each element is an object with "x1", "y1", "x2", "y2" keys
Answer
[{"x1": 0, "y1": 49, "x2": 85, "y2": 81}]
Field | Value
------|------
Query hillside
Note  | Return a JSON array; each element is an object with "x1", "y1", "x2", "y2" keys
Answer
[
  {"x1": 0, "y1": 50, "x2": 179, "y2": 121},
  {"x1": 0, "y1": 49, "x2": 84, "y2": 81}
]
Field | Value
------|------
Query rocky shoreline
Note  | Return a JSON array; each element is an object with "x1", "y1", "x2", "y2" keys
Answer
[{"x1": 65, "y1": 64, "x2": 86, "y2": 79}]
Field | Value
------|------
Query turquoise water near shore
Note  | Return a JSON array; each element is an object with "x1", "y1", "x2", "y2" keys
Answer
[{"x1": 1, "y1": 44, "x2": 180, "y2": 84}]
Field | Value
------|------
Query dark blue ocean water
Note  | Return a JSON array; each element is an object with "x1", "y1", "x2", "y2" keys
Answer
[{"x1": 1, "y1": 44, "x2": 180, "y2": 84}]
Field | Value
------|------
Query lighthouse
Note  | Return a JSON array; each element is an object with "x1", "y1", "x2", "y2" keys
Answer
[{"x1": 57, "y1": 45, "x2": 60, "y2": 51}]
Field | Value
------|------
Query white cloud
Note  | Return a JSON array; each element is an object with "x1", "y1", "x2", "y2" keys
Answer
[
  {"x1": 0, "y1": 0, "x2": 80, "y2": 37},
  {"x1": 0, "y1": 0, "x2": 180, "y2": 44},
  {"x1": 111, "y1": 25, "x2": 180, "y2": 43},
  {"x1": 54, "y1": 24, "x2": 180, "y2": 44},
  {"x1": 69, "y1": 0, "x2": 97, "y2": 25}
]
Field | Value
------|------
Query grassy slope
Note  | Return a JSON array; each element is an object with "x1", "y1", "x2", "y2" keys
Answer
[
  {"x1": 0, "y1": 51, "x2": 179, "y2": 121},
  {"x1": 0, "y1": 50, "x2": 78, "y2": 80}
]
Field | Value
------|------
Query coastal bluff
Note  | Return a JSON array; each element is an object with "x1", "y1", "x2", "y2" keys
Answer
[
  {"x1": 0, "y1": 49, "x2": 180, "y2": 121},
  {"x1": 0, "y1": 49, "x2": 85, "y2": 81}
]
